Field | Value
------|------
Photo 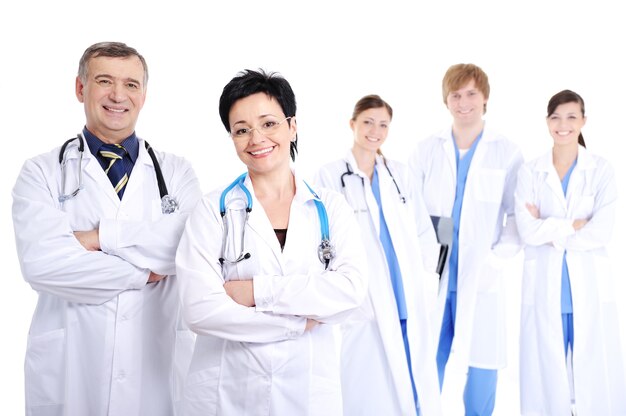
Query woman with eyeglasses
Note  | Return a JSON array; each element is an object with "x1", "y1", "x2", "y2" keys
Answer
[
  {"x1": 515, "y1": 90, "x2": 626, "y2": 415},
  {"x1": 175, "y1": 69, "x2": 367, "y2": 416},
  {"x1": 315, "y1": 95, "x2": 442, "y2": 416}
]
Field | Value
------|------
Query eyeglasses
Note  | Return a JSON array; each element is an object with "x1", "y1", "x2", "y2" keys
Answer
[{"x1": 230, "y1": 116, "x2": 293, "y2": 140}]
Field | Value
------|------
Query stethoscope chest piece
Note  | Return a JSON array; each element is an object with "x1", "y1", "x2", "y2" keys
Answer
[
  {"x1": 317, "y1": 239, "x2": 335, "y2": 266},
  {"x1": 161, "y1": 195, "x2": 178, "y2": 214}
]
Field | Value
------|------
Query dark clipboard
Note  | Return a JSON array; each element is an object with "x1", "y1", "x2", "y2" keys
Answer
[{"x1": 430, "y1": 216, "x2": 453, "y2": 279}]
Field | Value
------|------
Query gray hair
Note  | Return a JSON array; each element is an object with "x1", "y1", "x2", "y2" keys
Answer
[{"x1": 78, "y1": 42, "x2": 148, "y2": 86}]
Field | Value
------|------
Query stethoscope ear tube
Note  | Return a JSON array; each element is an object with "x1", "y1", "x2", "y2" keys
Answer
[
  {"x1": 58, "y1": 135, "x2": 85, "y2": 203},
  {"x1": 220, "y1": 173, "x2": 251, "y2": 215},
  {"x1": 58, "y1": 135, "x2": 85, "y2": 164},
  {"x1": 145, "y1": 141, "x2": 179, "y2": 214},
  {"x1": 144, "y1": 142, "x2": 168, "y2": 199},
  {"x1": 219, "y1": 173, "x2": 253, "y2": 265}
]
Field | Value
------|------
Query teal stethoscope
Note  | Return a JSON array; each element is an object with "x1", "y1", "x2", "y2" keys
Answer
[
  {"x1": 218, "y1": 172, "x2": 335, "y2": 269},
  {"x1": 57, "y1": 134, "x2": 178, "y2": 214}
]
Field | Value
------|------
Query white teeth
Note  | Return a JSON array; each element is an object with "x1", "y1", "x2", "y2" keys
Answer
[
  {"x1": 557, "y1": 131, "x2": 570, "y2": 136},
  {"x1": 105, "y1": 107, "x2": 126, "y2": 113},
  {"x1": 250, "y1": 147, "x2": 273, "y2": 156}
]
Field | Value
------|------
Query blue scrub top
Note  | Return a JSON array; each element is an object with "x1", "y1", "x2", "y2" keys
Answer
[
  {"x1": 448, "y1": 131, "x2": 484, "y2": 293},
  {"x1": 561, "y1": 159, "x2": 577, "y2": 313},
  {"x1": 371, "y1": 168, "x2": 408, "y2": 320}
]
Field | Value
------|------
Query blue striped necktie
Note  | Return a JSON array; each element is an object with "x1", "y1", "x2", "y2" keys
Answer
[{"x1": 99, "y1": 144, "x2": 129, "y2": 199}]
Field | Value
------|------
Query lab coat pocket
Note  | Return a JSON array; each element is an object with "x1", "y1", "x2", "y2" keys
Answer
[
  {"x1": 25, "y1": 328, "x2": 66, "y2": 407},
  {"x1": 473, "y1": 168, "x2": 506, "y2": 203},
  {"x1": 182, "y1": 366, "x2": 221, "y2": 415}
]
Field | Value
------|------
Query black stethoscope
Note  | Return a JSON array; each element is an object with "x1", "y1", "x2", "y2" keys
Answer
[
  {"x1": 340, "y1": 157, "x2": 406, "y2": 204},
  {"x1": 218, "y1": 172, "x2": 335, "y2": 269},
  {"x1": 57, "y1": 134, "x2": 178, "y2": 214}
]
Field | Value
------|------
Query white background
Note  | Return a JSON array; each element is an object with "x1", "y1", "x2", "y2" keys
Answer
[{"x1": 1, "y1": 1, "x2": 625, "y2": 414}]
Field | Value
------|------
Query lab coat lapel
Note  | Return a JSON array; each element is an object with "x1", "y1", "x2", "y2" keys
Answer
[
  {"x1": 441, "y1": 128, "x2": 457, "y2": 183},
  {"x1": 536, "y1": 151, "x2": 568, "y2": 212},
  {"x1": 282, "y1": 176, "x2": 318, "y2": 271},
  {"x1": 120, "y1": 140, "x2": 148, "y2": 207},
  {"x1": 374, "y1": 155, "x2": 400, "y2": 225},
  {"x1": 71, "y1": 140, "x2": 122, "y2": 207},
  {"x1": 463, "y1": 124, "x2": 494, "y2": 185},
  {"x1": 423, "y1": 130, "x2": 456, "y2": 216},
  {"x1": 564, "y1": 146, "x2": 595, "y2": 213},
  {"x1": 344, "y1": 151, "x2": 380, "y2": 235}
]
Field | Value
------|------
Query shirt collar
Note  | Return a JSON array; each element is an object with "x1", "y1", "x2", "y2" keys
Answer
[{"x1": 82, "y1": 127, "x2": 139, "y2": 163}]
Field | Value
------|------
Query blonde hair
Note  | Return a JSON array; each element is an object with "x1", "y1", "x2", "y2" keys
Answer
[{"x1": 442, "y1": 63, "x2": 490, "y2": 113}]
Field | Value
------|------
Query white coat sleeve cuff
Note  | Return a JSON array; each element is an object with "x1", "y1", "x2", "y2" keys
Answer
[
  {"x1": 98, "y1": 218, "x2": 117, "y2": 254},
  {"x1": 132, "y1": 270, "x2": 151, "y2": 289},
  {"x1": 285, "y1": 318, "x2": 307, "y2": 339},
  {"x1": 99, "y1": 219, "x2": 152, "y2": 288},
  {"x1": 253, "y1": 274, "x2": 274, "y2": 312},
  {"x1": 253, "y1": 275, "x2": 307, "y2": 339}
]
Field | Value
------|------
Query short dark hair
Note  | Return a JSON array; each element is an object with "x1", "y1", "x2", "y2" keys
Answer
[
  {"x1": 78, "y1": 42, "x2": 148, "y2": 86},
  {"x1": 547, "y1": 89, "x2": 586, "y2": 148},
  {"x1": 219, "y1": 69, "x2": 298, "y2": 161}
]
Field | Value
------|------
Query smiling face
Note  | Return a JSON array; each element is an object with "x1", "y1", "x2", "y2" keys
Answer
[
  {"x1": 350, "y1": 107, "x2": 391, "y2": 154},
  {"x1": 228, "y1": 92, "x2": 297, "y2": 176},
  {"x1": 445, "y1": 79, "x2": 487, "y2": 128},
  {"x1": 76, "y1": 55, "x2": 146, "y2": 144},
  {"x1": 547, "y1": 101, "x2": 586, "y2": 148}
]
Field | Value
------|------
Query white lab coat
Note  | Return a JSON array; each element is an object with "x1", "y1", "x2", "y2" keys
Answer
[
  {"x1": 408, "y1": 124, "x2": 523, "y2": 370},
  {"x1": 314, "y1": 152, "x2": 442, "y2": 416},
  {"x1": 515, "y1": 146, "x2": 626, "y2": 416},
  {"x1": 176, "y1": 171, "x2": 367, "y2": 416},
  {"x1": 12, "y1": 136, "x2": 202, "y2": 416}
]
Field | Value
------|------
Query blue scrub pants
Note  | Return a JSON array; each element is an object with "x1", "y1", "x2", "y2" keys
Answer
[
  {"x1": 436, "y1": 291, "x2": 498, "y2": 416},
  {"x1": 401, "y1": 319, "x2": 420, "y2": 414},
  {"x1": 562, "y1": 313, "x2": 574, "y2": 356}
]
